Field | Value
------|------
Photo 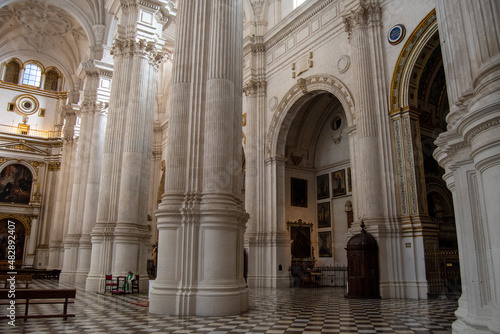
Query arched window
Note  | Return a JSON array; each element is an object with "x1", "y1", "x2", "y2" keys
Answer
[
  {"x1": 4, "y1": 61, "x2": 20, "y2": 84},
  {"x1": 22, "y1": 63, "x2": 42, "y2": 87},
  {"x1": 294, "y1": 0, "x2": 307, "y2": 9},
  {"x1": 44, "y1": 69, "x2": 59, "y2": 91}
]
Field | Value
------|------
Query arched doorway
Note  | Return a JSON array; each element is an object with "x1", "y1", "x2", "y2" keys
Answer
[
  {"x1": 263, "y1": 74, "x2": 355, "y2": 288},
  {"x1": 390, "y1": 10, "x2": 460, "y2": 298}
]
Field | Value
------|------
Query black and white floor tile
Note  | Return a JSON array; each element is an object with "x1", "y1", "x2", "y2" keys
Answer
[{"x1": 1, "y1": 279, "x2": 457, "y2": 333}]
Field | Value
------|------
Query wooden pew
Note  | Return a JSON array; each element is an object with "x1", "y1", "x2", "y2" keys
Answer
[
  {"x1": 0, "y1": 288, "x2": 76, "y2": 320},
  {"x1": 0, "y1": 274, "x2": 33, "y2": 288}
]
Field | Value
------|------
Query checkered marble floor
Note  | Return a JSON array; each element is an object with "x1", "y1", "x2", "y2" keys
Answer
[{"x1": 1, "y1": 279, "x2": 457, "y2": 333}]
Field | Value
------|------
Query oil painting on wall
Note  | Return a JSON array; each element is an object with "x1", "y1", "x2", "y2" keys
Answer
[{"x1": 0, "y1": 164, "x2": 33, "y2": 204}]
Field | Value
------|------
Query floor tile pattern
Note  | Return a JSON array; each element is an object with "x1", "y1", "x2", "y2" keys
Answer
[{"x1": 1, "y1": 279, "x2": 457, "y2": 333}]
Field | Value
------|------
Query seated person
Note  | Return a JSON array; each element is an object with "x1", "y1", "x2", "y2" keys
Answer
[{"x1": 123, "y1": 271, "x2": 135, "y2": 293}]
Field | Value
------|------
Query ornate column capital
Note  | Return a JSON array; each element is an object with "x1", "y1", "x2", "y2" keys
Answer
[
  {"x1": 111, "y1": 39, "x2": 167, "y2": 67},
  {"x1": 342, "y1": 3, "x2": 382, "y2": 38},
  {"x1": 243, "y1": 79, "x2": 267, "y2": 97}
]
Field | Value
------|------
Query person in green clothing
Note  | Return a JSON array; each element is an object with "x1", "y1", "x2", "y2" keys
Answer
[{"x1": 123, "y1": 271, "x2": 135, "y2": 293}]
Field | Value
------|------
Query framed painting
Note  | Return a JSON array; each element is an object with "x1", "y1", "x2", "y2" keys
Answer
[
  {"x1": 289, "y1": 222, "x2": 312, "y2": 259},
  {"x1": 331, "y1": 169, "x2": 346, "y2": 197},
  {"x1": 319, "y1": 231, "x2": 332, "y2": 257},
  {"x1": 291, "y1": 177, "x2": 308, "y2": 207},
  {"x1": 316, "y1": 174, "x2": 329, "y2": 200},
  {"x1": 317, "y1": 202, "x2": 331, "y2": 228},
  {"x1": 0, "y1": 164, "x2": 32, "y2": 204}
]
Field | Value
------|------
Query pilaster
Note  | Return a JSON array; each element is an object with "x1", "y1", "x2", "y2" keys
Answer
[
  {"x1": 60, "y1": 60, "x2": 111, "y2": 283},
  {"x1": 47, "y1": 104, "x2": 77, "y2": 270}
]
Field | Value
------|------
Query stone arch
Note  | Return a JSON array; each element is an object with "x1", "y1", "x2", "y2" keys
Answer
[
  {"x1": 389, "y1": 10, "x2": 438, "y2": 112},
  {"x1": 266, "y1": 74, "x2": 355, "y2": 159}
]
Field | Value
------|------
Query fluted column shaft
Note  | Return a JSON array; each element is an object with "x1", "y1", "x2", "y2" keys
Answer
[
  {"x1": 150, "y1": 0, "x2": 248, "y2": 316},
  {"x1": 47, "y1": 106, "x2": 77, "y2": 269},
  {"x1": 344, "y1": 6, "x2": 383, "y2": 219},
  {"x1": 86, "y1": 0, "x2": 165, "y2": 293},
  {"x1": 60, "y1": 63, "x2": 111, "y2": 283}
]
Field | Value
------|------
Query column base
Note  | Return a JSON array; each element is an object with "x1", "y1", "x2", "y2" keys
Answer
[{"x1": 149, "y1": 283, "x2": 248, "y2": 316}]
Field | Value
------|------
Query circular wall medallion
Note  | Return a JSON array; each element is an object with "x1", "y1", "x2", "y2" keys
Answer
[
  {"x1": 15, "y1": 94, "x2": 39, "y2": 115},
  {"x1": 337, "y1": 55, "x2": 351, "y2": 73},
  {"x1": 388, "y1": 24, "x2": 406, "y2": 45},
  {"x1": 269, "y1": 96, "x2": 278, "y2": 111}
]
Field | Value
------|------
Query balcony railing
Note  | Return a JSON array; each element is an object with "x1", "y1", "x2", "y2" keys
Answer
[{"x1": 0, "y1": 124, "x2": 61, "y2": 139}]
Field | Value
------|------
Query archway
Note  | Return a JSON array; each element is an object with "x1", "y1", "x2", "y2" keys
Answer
[
  {"x1": 390, "y1": 10, "x2": 459, "y2": 297},
  {"x1": 265, "y1": 74, "x2": 355, "y2": 288}
]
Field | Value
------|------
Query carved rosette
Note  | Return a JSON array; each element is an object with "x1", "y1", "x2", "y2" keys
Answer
[{"x1": 111, "y1": 39, "x2": 166, "y2": 68}]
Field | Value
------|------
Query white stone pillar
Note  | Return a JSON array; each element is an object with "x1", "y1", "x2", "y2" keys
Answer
[
  {"x1": 86, "y1": 0, "x2": 166, "y2": 293},
  {"x1": 343, "y1": 5, "x2": 383, "y2": 220},
  {"x1": 343, "y1": 3, "x2": 413, "y2": 298},
  {"x1": 435, "y1": 0, "x2": 500, "y2": 333},
  {"x1": 76, "y1": 103, "x2": 107, "y2": 281},
  {"x1": 60, "y1": 61, "x2": 111, "y2": 284},
  {"x1": 150, "y1": 0, "x2": 248, "y2": 316},
  {"x1": 47, "y1": 105, "x2": 77, "y2": 269}
]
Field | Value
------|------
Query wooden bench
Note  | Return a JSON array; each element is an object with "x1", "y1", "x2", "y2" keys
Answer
[
  {"x1": 0, "y1": 288, "x2": 76, "y2": 320},
  {"x1": 0, "y1": 274, "x2": 33, "y2": 288}
]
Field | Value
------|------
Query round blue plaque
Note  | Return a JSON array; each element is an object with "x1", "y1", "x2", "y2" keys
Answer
[{"x1": 388, "y1": 24, "x2": 406, "y2": 45}]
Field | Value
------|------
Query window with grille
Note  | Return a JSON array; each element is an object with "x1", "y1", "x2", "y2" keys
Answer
[{"x1": 22, "y1": 63, "x2": 42, "y2": 87}]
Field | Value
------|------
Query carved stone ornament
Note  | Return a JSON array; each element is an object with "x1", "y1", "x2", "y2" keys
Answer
[
  {"x1": 297, "y1": 78, "x2": 308, "y2": 94},
  {"x1": 290, "y1": 154, "x2": 302, "y2": 166},
  {"x1": 111, "y1": 39, "x2": 166, "y2": 67},
  {"x1": 337, "y1": 55, "x2": 351, "y2": 73}
]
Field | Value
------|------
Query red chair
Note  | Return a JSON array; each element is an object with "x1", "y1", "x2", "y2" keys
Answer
[{"x1": 104, "y1": 274, "x2": 117, "y2": 293}]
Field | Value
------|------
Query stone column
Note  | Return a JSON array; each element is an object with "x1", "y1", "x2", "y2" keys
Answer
[
  {"x1": 343, "y1": 3, "x2": 410, "y2": 298},
  {"x1": 85, "y1": 0, "x2": 166, "y2": 293},
  {"x1": 342, "y1": 5, "x2": 383, "y2": 220},
  {"x1": 47, "y1": 105, "x2": 77, "y2": 269},
  {"x1": 435, "y1": 1, "x2": 500, "y2": 332},
  {"x1": 149, "y1": 0, "x2": 248, "y2": 316},
  {"x1": 60, "y1": 61, "x2": 111, "y2": 284}
]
